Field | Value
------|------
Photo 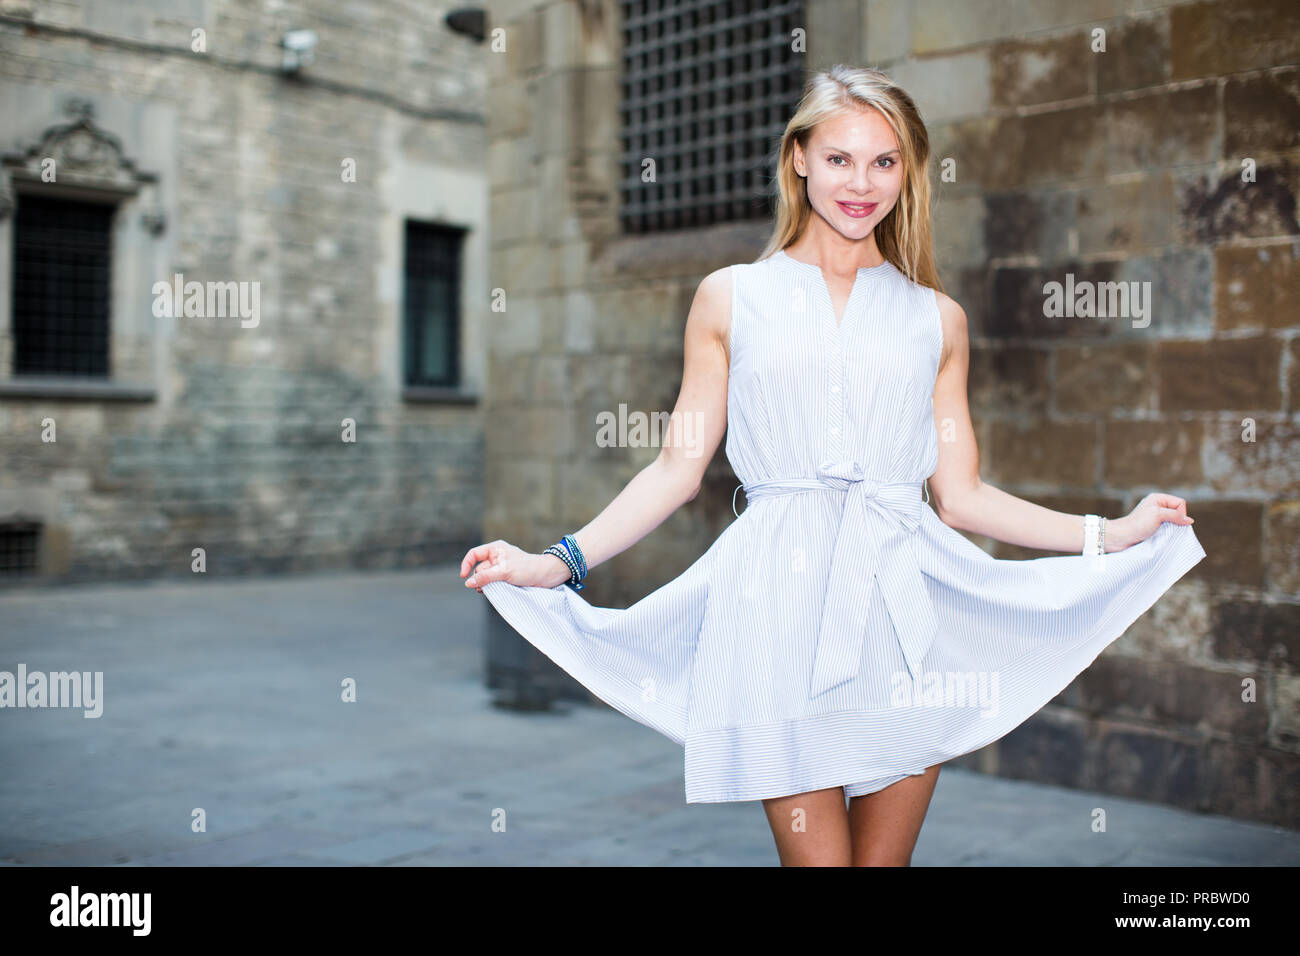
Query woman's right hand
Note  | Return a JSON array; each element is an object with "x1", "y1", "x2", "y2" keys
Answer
[{"x1": 460, "y1": 539, "x2": 573, "y2": 593}]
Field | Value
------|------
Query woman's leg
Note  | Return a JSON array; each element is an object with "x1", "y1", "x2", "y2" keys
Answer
[
  {"x1": 761, "y1": 786, "x2": 853, "y2": 866},
  {"x1": 847, "y1": 765, "x2": 941, "y2": 866}
]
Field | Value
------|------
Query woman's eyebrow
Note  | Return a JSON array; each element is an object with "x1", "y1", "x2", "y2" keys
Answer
[{"x1": 821, "y1": 146, "x2": 901, "y2": 160}]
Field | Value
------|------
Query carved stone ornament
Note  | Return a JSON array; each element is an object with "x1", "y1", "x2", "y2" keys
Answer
[{"x1": 2, "y1": 116, "x2": 158, "y2": 196}]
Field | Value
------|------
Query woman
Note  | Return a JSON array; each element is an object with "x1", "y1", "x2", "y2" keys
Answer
[{"x1": 459, "y1": 65, "x2": 1205, "y2": 866}]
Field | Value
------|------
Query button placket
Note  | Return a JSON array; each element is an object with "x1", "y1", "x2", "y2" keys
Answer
[
  {"x1": 776, "y1": 250, "x2": 884, "y2": 462},
  {"x1": 823, "y1": 286, "x2": 848, "y2": 458}
]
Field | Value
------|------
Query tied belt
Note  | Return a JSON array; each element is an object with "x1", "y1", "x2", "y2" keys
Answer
[{"x1": 736, "y1": 460, "x2": 939, "y2": 699}]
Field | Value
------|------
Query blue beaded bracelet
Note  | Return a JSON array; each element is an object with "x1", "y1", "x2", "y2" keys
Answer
[
  {"x1": 544, "y1": 537, "x2": 586, "y2": 592},
  {"x1": 543, "y1": 544, "x2": 580, "y2": 589},
  {"x1": 561, "y1": 534, "x2": 587, "y2": 579}
]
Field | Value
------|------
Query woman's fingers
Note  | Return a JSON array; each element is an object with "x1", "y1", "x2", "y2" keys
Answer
[
  {"x1": 466, "y1": 552, "x2": 507, "y2": 588},
  {"x1": 1145, "y1": 493, "x2": 1192, "y2": 525},
  {"x1": 460, "y1": 544, "x2": 487, "y2": 576},
  {"x1": 461, "y1": 541, "x2": 504, "y2": 579},
  {"x1": 465, "y1": 558, "x2": 486, "y2": 586}
]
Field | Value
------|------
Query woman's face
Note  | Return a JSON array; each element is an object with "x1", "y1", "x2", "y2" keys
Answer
[{"x1": 793, "y1": 107, "x2": 904, "y2": 242}]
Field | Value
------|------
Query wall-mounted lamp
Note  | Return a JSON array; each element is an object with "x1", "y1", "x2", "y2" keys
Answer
[{"x1": 280, "y1": 29, "x2": 318, "y2": 74}]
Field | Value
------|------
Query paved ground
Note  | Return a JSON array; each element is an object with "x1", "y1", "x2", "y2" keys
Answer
[{"x1": 1, "y1": 566, "x2": 1297, "y2": 867}]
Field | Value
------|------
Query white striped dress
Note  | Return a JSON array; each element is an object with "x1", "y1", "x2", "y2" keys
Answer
[{"x1": 481, "y1": 248, "x2": 1207, "y2": 804}]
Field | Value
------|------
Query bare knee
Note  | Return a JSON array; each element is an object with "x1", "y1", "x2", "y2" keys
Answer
[{"x1": 853, "y1": 851, "x2": 913, "y2": 867}]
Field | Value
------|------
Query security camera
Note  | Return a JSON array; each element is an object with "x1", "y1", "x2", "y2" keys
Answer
[{"x1": 281, "y1": 29, "x2": 317, "y2": 73}]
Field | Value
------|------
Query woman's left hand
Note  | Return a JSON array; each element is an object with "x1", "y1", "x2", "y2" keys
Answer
[{"x1": 1107, "y1": 492, "x2": 1195, "y2": 552}]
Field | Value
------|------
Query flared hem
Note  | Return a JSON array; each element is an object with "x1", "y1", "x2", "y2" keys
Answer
[
  {"x1": 481, "y1": 521, "x2": 1205, "y2": 806},
  {"x1": 681, "y1": 521, "x2": 1207, "y2": 803},
  {"x1": 481, "y1": 579, "x2": 691, "y2": 747}
]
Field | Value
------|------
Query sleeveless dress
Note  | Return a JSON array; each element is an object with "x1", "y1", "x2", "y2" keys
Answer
[{"x1": 480, "y1": 248, "x2": 1208, "y2": 804}]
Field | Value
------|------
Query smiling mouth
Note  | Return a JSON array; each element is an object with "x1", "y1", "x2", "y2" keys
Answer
[{"x1": 837, "y1": 201, "x2": 878, "y2": 216}]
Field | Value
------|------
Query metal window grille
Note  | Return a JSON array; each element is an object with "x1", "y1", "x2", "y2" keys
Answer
[
  {"x1": 0, "y1": 521, "x2": 41, "y2": 576},
  {"x1": 12, "y1": 194, "x2": 114, "y2": 377},
  {"x1": 403, "y1": 221, "x2": 464, "y2": 388},
  {"x1": 619, "y1": 0, "x2": 806, "y2": 232}
]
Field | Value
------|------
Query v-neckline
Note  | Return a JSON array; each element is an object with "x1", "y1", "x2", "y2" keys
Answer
[
  {"x1": 826, "y1": 277, "x2": 856, "y2": 329},
  {"x1": 776, "y1": 248, "x2": 893, "y2": 330}
]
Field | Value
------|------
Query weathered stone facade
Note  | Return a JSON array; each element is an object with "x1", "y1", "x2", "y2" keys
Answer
[
  {"x1": 485, "y1": 0, "x2": 1299, "y2": 827},
  {"x1": 0, "y1": 0, "x2": 490, "y2": 579}
]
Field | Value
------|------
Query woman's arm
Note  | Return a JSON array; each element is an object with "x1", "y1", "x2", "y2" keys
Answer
[
  {"x1": 548, "y1": 266, "x2": 734, "y2": 576},
  {"x1": 926, "y1": 292, "x2": 1194, "y2": 554},
  {"x1": 463, "y1": 266, "x2": 733, "y2": 590}
]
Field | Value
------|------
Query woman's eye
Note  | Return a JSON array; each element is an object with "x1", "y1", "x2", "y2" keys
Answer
[
  {"x1": 877, "y1": 156, "x2": 896, "y2": 169},
  {"x1": 829, "y1": 155, "x2": 847, "y2": 166}
]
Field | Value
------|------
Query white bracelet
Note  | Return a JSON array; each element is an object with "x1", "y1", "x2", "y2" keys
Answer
[{"x1": 1083, "y1": 514, "x2": 1106, "y2": 557}]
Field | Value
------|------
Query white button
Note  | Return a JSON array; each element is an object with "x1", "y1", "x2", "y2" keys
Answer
[
  {"x1": 830, "y1": 426, "x2": 839, "y2": 436},
  {"x1": 831, "y1": 384, "x2": 840, "y2": 394}
]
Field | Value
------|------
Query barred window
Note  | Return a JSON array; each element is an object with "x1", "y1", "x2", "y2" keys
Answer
[
  {"x1": 12, "y1": 194, "x2": 115, "y2": 377},
  {"x1": 619, "y1": 0, "x2": 806, "y2": 232},
  {"x1": 403, "y1": 221, "x2": 465, "y2": 388},
  {"x1": 0, "y1": 521, "x2": 41, "y2": 576}
]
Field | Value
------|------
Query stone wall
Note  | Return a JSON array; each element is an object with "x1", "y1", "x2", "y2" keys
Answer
[
  {"x1": 0, "y1": 0, "x2": 490, "y2": 580},
  {"x1": 485, "y1": 0, "x2": 1298, "y2": 827}
]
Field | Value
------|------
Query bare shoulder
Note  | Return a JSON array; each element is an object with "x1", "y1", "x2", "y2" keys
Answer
[
  {"x1": 933, "y1": 288, "x2": 968, "y2": 370},
  {"x1": 686, "y1": 265, "x2": 734, "y2": 354},
  {"x1": 934, "y1": 289, "x2": 967, "y2": 328}
]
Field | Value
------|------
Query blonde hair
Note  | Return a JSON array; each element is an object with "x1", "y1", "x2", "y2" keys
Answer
[{"x1": 760, "y1": 64, "x2": 944, "y2": 294}]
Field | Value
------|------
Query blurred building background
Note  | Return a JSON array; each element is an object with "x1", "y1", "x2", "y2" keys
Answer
[
  {"x1": 0, "y1": 0, "x2": 490, "y2": 578},
  {"x1": 1, "y1": 0, "x2": 1296, "y2": 828}
]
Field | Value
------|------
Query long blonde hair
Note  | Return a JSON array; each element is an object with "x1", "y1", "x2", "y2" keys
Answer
[{"x1": 760, "y1": 64, "x2": 944, "y2": 294}]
